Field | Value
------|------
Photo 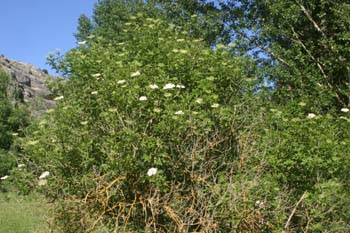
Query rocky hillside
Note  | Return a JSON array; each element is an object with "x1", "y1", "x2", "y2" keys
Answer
[{"x1": 0, "y1": 55, "x2": 57, "y2": 115}]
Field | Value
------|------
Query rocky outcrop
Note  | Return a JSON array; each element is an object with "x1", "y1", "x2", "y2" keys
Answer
[{"x1": 0, "y1": 54, "x2": 58, "y2": 115}]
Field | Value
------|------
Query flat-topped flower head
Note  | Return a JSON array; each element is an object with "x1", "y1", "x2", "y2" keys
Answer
[
  {"x1": 149, "y1": 84, "x2": 159, "y2": 89},
  {"x1": 176, "y1": 84, "x2": 185, "y2": 89},
  {"x1": 117, "y1": 80, "x2": 126, "y2": 84},
  {"x1": 92, "y1": 73, "x2": 102, "y2": 77},
  {"x1": 163, "y1": 83, "x2": 175, "y2": 89},
  {"x1": 78, "y1": 41, "x2": 87, "y2": 45},
  {"x1": 139, "y1": 96, "x2": 147, "y2": 101},
  {"x1": 54, "y1": 96, "x2": 64, "y2": 101},
  {"x1": 341, "y1": 108, "x2": 349, "y2": 113},
  {"x1": 307, "y1": 113, "x2": 316, "y2": 119},
  {"x1": 131, "y1": 71, "x2": 141, "y2": 77},
  {"x1": 195, "y1": 98, "x2": 203, "y2": 104},
  {"x1": 39, "y1": 171, "x2": 50, "y2": 180},
  {"x1": 175, "y1": 110, "x2": 184, "y2": 115},
  {"x1": 147, "y1": 167, "x2": 157, "y2": 176},
  {"x1": 211, "y1": 103, "x2": 220, "y2": 108},
  {"x1": 18, "y1": 164, "x2": 25, "y2": 168},
  {"x1": 91, "y1": 91, "x2": 98, "y2": 95},
  {"x1": 0, "y1": 175, "x2": 9, "y2": 180}
]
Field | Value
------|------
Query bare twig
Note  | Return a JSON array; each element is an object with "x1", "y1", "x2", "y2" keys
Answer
[{"x1": 283, "y1": 191, "x2": 308, "y2": 232}]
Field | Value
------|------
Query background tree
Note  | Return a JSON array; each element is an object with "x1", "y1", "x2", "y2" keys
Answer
[
  {"x1": 74, "y1": 0, "x2": 229, "y2": 46},
  {"x1": 224, "y1": 0, "x2": 350, "y2": 109}
]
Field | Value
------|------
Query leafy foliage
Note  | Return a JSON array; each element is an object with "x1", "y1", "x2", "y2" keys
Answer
[
  {"x1": 25, "y1": 15, "x2": 261, "y2": 231},
  {"x1": 225, "y1": 0, "x2": 350, "y2": 108},
  {"x1": 21, "y1": 0, "x2": 350, "y2": 232},
  {"x1": 0, "y1": 71, "x2": 29, "y2": 177},
  {"x1": 75, "y1": 0, "x2": 229, "y2": 46}
]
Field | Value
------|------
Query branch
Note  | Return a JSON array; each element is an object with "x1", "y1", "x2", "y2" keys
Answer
[
  {"x1": 290, "y1": 26, "x2": 329, "y2": 81},
  {"x1": 283, "y1": 191, "x2": 307, "y2": 232},
  {"x1": 298, "y1": 3, "x2": 326, "y2": 38}
]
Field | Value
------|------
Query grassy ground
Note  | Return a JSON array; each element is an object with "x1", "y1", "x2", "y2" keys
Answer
[{"x1": 0, "y1": 192, "x2": 49, "y2": 233}]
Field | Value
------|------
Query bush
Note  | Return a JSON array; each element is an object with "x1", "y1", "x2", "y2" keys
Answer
[
  {"x1": 0, "y1": 70, "x2": 30, "y2": 178},
  {"x1": 256, "y1": 102, "x2": 350, "y2": 231},
  {"x1": 24, "y1": 16, "x2": 259, "y2": 232}
]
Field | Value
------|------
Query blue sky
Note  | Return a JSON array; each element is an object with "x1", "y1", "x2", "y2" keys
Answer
[{"x1": 0, "y1": 0, "x2": 97, "y2": 74}]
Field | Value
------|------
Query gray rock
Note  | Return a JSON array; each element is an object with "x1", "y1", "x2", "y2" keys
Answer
[{"x1": 0, "y1": 55, "x2": 60, "y2": 115}]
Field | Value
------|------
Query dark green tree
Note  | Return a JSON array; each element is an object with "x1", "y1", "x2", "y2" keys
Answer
[
  {"x1": 75, "y1": 0, "x2": 229, "y2": 46},
  {"x1": 74, "y1": 14, "x2": 94, "y2": 42},
  {"x1": 224, "y1": 0, "x2": 350, "y2": 109}
]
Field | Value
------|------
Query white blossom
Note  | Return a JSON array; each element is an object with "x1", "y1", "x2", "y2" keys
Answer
[
  {"x1": 78, "y1": 41, "x2": 87, "y2": 45},
  {"x1": 54, "y1": 96, "x2": 64, "y2": 101},
  {"x1": 92, "y1": 73, "x2": 102, "y2": 77},
  {"x1": 80, "y1": 121, "x2": 88, "y2": 125},
  {"x1": 18, "y1": 164, "x2": 25, "y2": 168},
  {"x1": 91, "y1": 91, "x2": 98, "y2": 95},
  {"x1": 147, "y1": 167, "x2": 157, "y2": 176},
  {"x1": 0, "y1": 175, "x2": 9, "y2": 180},
  {"x1": 341, "y1": 108, "x2": 349, "y2": 113},
  {"x1": 149, "y1": 84, "x2": 159, "y2": 89},
  {"x1": 131, "y1": 71, "x2": 141, "y2": 77},
  {"x1": 211, "y1": 103, "x2": 220, "y2": 108},
  {"x1": 195, "y1": 98, "x2": 203, "y2": 104},
  {"x1": 139, "y1": 96, "x2": 147, "y2": 101},
  {"x1": 175, "y1": 110, "x2": 184, "y2": 115},
  {"x1": 39, "y1": 171, "x2": 50, "y2": 180},
  {"x1": 163, "y1": 83, "x2": 175, "y2": 89},
  {"x1": 176, "y1": 84, "x2": 185, "y2": 89},
  {"x1": 117, "y1": 80, "x2": 126, "y2": 84},
  {"x1": 307, "y1": 113, "x2": 316, "y2": 119}
]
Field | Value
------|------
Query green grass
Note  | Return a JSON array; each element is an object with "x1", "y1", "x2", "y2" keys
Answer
[{"x1": 0, "y1": 192, "x2": 49, "y2": 233}]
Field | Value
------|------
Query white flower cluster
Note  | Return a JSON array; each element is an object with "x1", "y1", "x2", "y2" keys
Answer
[
  {"x1": 175, "y1": 110, "x2": 184, "y2": 115},
  {"x1": 54, "y1": 96, "x2": 64, "y2": 101},
  {"x1": 163, "y1": 83, "x2": 176, "y2": 89},
  {"x1": 139, "y1": 96, "x2": 147, "y2": 101},
  {"x1": 307, "y1": 113, "x2": 316, "y2": 119},
  {"x1": 39, "y1": 171, "x2": 50, "y2": 179},
  {"x1": 92, "y1": 73, "x2": 102, "y2": 78},
  {"x1": 131, "y1": 71, "x2": 141, "y2": 77},
  {"x1": 163, "y1": 83, "x2": 186, "y2": 90},
  {"x1": 117, "y1": 80, "x2": 126, "y2": 84},
  {"x1": 147, "y1": 167, "x2": 157, "y2": 176},
  {"x1": 0, "y1": 175, "x2": 9, "y2": 180},
  {"x1": 149, "y1": 84, "x2": 159, "y2": 89}
]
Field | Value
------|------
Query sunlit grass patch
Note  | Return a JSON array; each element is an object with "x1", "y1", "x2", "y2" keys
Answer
[{"x1": 0, "y1": 192, "x2": 48, "y2": 233}]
